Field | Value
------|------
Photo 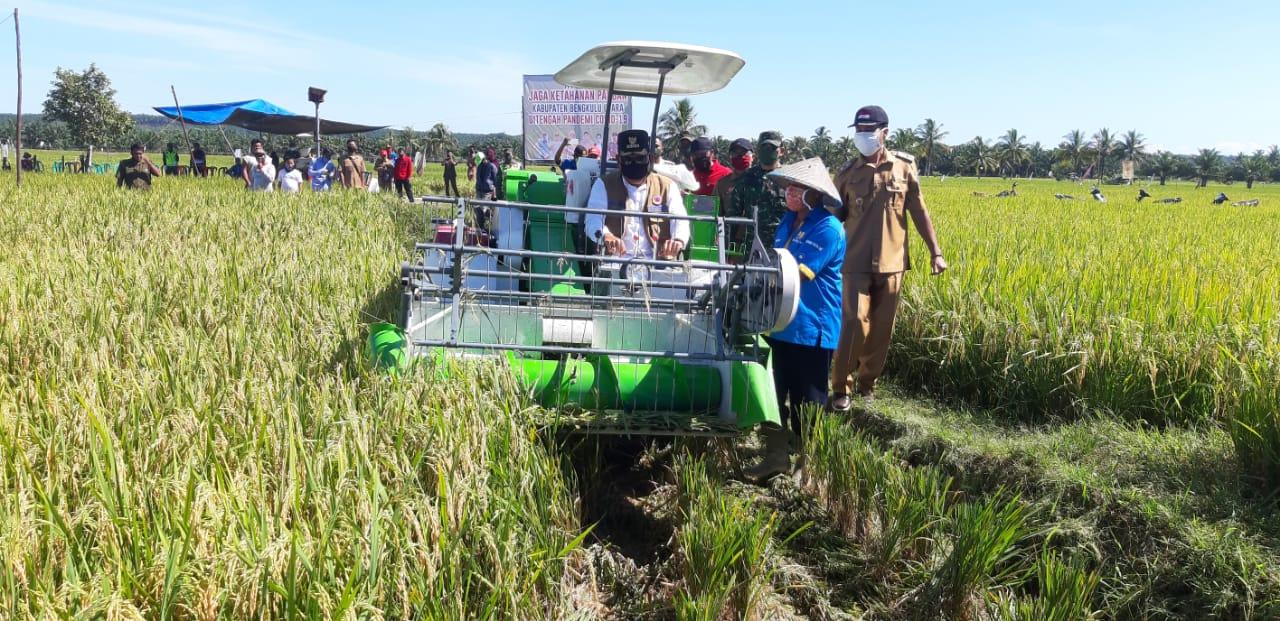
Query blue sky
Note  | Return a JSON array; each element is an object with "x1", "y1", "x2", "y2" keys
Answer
[{"x1": 3, "y1": 0, "x2": 1278, "y2": 154}]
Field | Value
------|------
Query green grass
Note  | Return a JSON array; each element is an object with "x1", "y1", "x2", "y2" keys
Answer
[{"x1": 850, "y1": 382, "x2": 1280, "y2": 618}]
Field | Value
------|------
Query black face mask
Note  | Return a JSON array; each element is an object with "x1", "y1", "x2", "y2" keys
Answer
[
  {"x1": 693, "y1": 157, "x2": 712, "y2": 173},
  {"x1": 621, "y1": 160, "x2": 650, "y2": 181}
]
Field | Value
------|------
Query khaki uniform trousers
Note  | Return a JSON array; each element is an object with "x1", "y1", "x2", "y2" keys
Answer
[{"x1": 831, "y1": 272, "x2": 903, "y2": 396}]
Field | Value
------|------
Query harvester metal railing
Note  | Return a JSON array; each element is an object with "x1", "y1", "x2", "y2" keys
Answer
[{"x1": 403, "y1": 194, "x2": 776, "y2": 366}]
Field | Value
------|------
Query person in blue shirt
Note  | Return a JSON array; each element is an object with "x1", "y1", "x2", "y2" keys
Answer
[
  {"x1": 309, "y1": 149, "x2": 337, "y2": 192},
  {"x1": 553, "y1": 137, "x2": 585, "y2": 176},
  {"x1": 744, "y1": 157, "x2": 846, "y2": 482}
]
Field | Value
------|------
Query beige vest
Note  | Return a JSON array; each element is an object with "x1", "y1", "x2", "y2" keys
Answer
[{"x1": 602, "y1": 171, "x2": 674, "y2": 245}]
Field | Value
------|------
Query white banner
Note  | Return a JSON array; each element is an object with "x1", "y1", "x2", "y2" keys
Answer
[{"x1": 523, "y1": 74, "x2": 632, "y2": 163}]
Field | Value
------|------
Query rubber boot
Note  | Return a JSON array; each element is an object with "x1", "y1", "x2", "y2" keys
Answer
[{"x1": 744, "y1": 425, "x2": 791, "y2": 483}]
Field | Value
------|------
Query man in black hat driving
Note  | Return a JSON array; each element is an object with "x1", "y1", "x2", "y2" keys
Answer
[{"x1": 584, "y1": 130, "x2": 690, "y2": 260}]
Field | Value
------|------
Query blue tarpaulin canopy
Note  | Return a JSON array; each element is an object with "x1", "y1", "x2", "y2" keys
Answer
[{"x1": 153, "y1": 99, "x2": 385, "y2": 135}]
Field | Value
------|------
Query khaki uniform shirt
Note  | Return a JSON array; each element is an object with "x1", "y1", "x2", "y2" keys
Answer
[
  {"x1": 340, "y1": 154, "x2": 367, "y2": 189},
  {"x1": 834, "y1": 150, "x2": 929, "y2": 274}
]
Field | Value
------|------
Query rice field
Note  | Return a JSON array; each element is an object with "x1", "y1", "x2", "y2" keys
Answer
[
  {"x1": 1, "y1": 171, "x2": 1277, "y2": 619},
  {"x1": 896, "y1": 177, "x2": 1280, "y2": 481}
]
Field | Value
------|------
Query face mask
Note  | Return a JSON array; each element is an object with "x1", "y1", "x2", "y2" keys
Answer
[
  {"x1": 785, "y1": 186, "x2": 807, "y2": 212},
  {"x1": 730, "y1": 153, "x2": 753, "y2": 172},
  {"x1": 621, "y1": 160, "x2": 650, "y2": 181},
  {"x1": 693, "y1": 157, "x2": 712, "y2": 173},
  {"x1": 854, "y1": 131, "x2": 882, "y2": 157},
  {"x1": 758, "y1": 147, "x2": 779, "y2": 167}
]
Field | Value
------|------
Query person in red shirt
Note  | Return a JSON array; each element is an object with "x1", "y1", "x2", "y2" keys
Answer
[
  {"x1": 689, "y1": 137, "x2": 732, "y2": 196},
  {"x1": 393, "y1": 147, "x2": 415, "y2": 202}
]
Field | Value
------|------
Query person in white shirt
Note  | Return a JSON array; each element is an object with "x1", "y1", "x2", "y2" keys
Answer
[
  {"x1": 277, "y1": 157, "x2": 304, "y2": 194},
  {"x1": 649, "y1": 136, "x2": 698, "y2": 193},
  {"x1": 584, "y1": 130, "x2": 689, "y2": 261},
  {"x1": 247, "y1": 152, "x2": 275, "y2": 192}
]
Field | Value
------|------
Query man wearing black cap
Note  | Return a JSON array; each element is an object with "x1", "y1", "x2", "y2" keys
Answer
[
  {"x1": 715, "y1": 138, "x2": 754, "y2": 211},
  {"x1": 689, "y1": 137, "x2": 732, "y2": 197},
  {"x1": 830, "y1": 105, "x2": 947, "y2": 412},
  {"x1": 677, "y1": 135, "x2": 694, "y2": 170},
  {"x1": 729, "y1": 131, "x2": 789, "y2": 249},
  {"x1": 584, "y1": 129, "x2": 690, "y2": 261}
]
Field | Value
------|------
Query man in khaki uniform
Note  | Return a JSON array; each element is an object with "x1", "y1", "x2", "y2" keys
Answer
[
  {"x1": 339, "y1": 139, "x2": 368, "y2": 190},
  {"x1": 830, "y1": 105, "x2": 947, "y2": 412}
]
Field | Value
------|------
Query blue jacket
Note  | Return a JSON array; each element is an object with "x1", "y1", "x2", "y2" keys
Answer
[
  {"x1": 770, "y1": 207, "x2": 844, "y2": 349},
  {"x1": 475, "y1": 161, "x2": 500, "y2": 195}
]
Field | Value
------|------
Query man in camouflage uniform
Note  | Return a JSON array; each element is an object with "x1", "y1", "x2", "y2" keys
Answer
[
  {"x1": 829, "y1": 105, "x2": 947, "y2": 412},
  {"x1": 728, "y1": 131, "x2": 788, "y2": 254}
]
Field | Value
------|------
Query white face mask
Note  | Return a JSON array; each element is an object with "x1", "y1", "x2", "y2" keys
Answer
[{"x1": 853, "y1": 131, "x2": 882, "y2": 157}]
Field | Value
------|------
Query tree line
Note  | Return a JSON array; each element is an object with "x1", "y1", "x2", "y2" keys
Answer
[
  {"x1": 1, "y1": 65, "x2": 519, "y2": 159},
  {"x1": 656, "y1": 98, "x2": 1279, "y2": 188},
  {"x1": 9, "y1": 66, "x2": 1277, "y2": 188}
]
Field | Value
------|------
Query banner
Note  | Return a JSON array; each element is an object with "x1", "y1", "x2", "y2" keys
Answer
[
  {"x1": 523, "y1": 75, "x2": 632, "y2": 163},
  {"x1": 1121, "y1": 159, "x2": 1135, "y2": 181}
]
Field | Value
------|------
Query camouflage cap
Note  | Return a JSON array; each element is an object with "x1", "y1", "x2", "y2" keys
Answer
[{"x1": 758, "y1": 131, "x2": 783, "y2": 147}]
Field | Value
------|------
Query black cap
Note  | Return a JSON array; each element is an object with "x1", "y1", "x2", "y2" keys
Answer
[
  {"x1": 689, "y1": 137, "x2": 715, "y2": 153},
  {"x1": 729, "y1": 138, "x2": 753, "y2": 153},
  {"x1": 758, "y1": 131, "x2": 783, "y2": 147},
  {"x1": 617, "y1": 129, "x2": 650, "y2": 155},
  {"x1": 849, "y1": 105, "x2": 889, "y2": 128}
]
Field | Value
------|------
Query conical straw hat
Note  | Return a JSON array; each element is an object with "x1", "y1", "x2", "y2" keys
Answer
[{"x1": 766, "y1": 157, "x2": 842, "y2": 208}]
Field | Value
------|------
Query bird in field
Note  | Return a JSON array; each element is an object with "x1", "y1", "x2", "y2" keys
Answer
[
  {"x1": 1091, "y1": 186, "x2": 1106, "y2": 202},
  {"x1": 1213, "y1": 192, "x2": 1230, "y2": 205},
  {"x1": 995, "y1": 182, "x2": 1019, "y2": 198},
  {"x1": 1054, "y1": 193, "x2": 1076, "y2": 200},
  {"x1": 1232, "y1": 198, "x2": 1260, "y2": 207},
  {"x1": 1137, "y1": 188, "x2": 1152, "y2": 202},
  {"x1": 1156, "y1": 197, "x2": 1182, "y2": 204}
]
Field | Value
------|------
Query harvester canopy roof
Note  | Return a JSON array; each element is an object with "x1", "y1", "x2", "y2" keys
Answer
[
  {"x1": 554, "y1": 42, "x2": 745, "y2": 96},
  {"x1": 152, "y1": 99, "x2": 386, "y2": 135}
]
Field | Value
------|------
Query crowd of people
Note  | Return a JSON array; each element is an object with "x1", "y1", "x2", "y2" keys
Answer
[{"x1": 108, "y1": 138, "x2": 525, "y2": 203}]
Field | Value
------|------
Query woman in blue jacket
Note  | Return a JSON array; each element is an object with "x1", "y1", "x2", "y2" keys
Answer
[{"x1": 745, "y1": 158, "x2": 846, "y2": 481}]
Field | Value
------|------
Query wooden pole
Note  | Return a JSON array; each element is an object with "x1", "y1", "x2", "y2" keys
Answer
[
  {"x1": 170, "y1": 85, "x2": 193, "y2": 153},
  {"x1": 14, "y1": 8, "x2": 22, "y2": 187}
]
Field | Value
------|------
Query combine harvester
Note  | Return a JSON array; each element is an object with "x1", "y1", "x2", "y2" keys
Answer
[{"x1": 391, "y1": 43, "x2": 800, "y2": 435}]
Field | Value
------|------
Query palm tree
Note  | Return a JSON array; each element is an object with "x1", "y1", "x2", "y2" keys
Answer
[
  {"x1": 1149, "y1": 151, "x2": 1180, "y2": 185},
  {"x1": 833, "y1": 136, "x2": 855, "y2": 164},
  {"x1": 658, "y1": 98, "x2": 707, "y2": 146},
  {"x1": 1239, "y1": 150, "x2": 1271, "y2": 189},
  {"x1": 425, "y1": 123, "x2": 455, "y2": 160},
  {"x1": 1026, "y1": 141, "x2": 1046, "y2": 177},
  {"x1": 1058, "y1": 130, "x2": 1087, "y2": 174},
  {"x1": 915, "y1": 118, "x2": 948, "y2": 176},
  {"x1": 810, "y1": 126, "x2": 833, "y2": 162},
  {"x1": 996, "y1": 128, "x2": 1029, "y2": 177},
  {"x1": 397, "y1": 126, "x2": 419, "y2": 152},
  {"x1": 1091, "y1": 128, "x2": 1117, "y2": 180},
  {"x1": 1267, "y1": 145, "x2": 1280, "y2": 181},
  {"x1": 1191, "y1": 148, "x2": 1222, "y2": 187},
  {"x1": 887, "y1": 128, "x2": 920, "y2": 158},
  {"x1": 959, "y1": 136, "x2": 997, "y2": 177},
  {"x1": 1119, "y1": 130, "x2": 1147, "y2": 165},
  {"x1": 783, "y1": 136, "x2": 810, "y2": 162}
]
